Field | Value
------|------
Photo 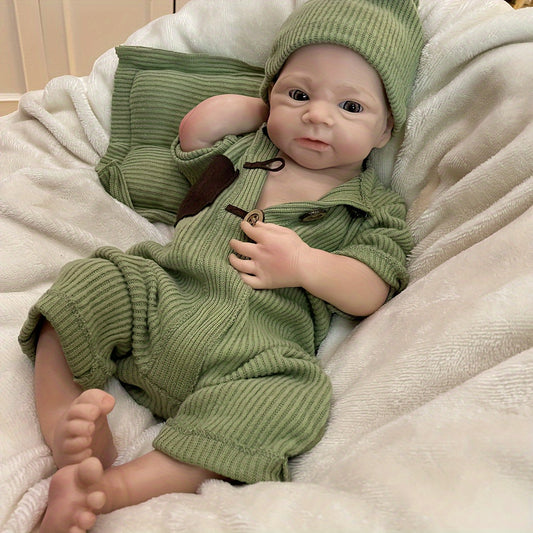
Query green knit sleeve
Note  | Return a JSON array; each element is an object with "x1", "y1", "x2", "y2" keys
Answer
[
  {"x1": 171, "y1": 134, "x2": 240, "y2": 186},
  {"x1": 335, "y1": 174, "x2": 413, "y2": 297}
]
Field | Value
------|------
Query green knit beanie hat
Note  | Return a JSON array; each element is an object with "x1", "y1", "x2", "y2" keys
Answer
[{"x1": 261, "y1": 0, "x2": 424, "y2": 134}]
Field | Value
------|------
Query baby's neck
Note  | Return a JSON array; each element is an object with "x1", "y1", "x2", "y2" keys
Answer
[{"x1": 255, "y1": 155, "x2": 360, "y2": 210}]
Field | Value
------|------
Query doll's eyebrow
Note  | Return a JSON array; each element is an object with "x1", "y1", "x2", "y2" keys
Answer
[
  {"x1": 335, "y1": 82, "x2": 378, "y2": 105},
  {"x1": 274, "y1": 73, "x2": 312, "y2": 87}
]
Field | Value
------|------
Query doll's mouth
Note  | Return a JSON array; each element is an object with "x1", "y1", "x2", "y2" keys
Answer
[{"x1": 296, "y1": 138, "x2": 330, "y2": 151}]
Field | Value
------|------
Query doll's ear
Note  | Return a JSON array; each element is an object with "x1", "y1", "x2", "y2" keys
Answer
[
  {"x1": 267, "y1": 75, "x2": 279, "y2": 102},
  {"x1": 385, "y1": 111, "x2": 394, "y2": 136},
  {"x1": 376, "y1": 110, "x2": 394, "y2": 149}
]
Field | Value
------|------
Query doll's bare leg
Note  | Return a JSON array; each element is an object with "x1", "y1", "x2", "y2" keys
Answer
[
  {"x1": 34, "y1": 321, "x2": 117, "y2": 468},
  {"x1": 41, "y1": 451, "x2": 222, "y2": 533}
]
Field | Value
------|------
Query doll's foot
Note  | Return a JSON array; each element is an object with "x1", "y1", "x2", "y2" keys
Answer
[
  {"x1": 40, "y1": 457, "x2": 107, "y2": 533},
  {"x1": 52, "y1": 389, "x2": 117, "y2": 469}
]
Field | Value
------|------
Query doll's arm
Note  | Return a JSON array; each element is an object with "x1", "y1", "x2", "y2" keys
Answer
[
  {"x1": 296, "y1": 246, "x2": 390, "y2": 316},
  {"x1": 229, "y1": 222, "x2": 389, "y2": 317},
  {"x1": 179, "y1": 94, "x2": 269, "y2": 152},
  {"x1": 229, "y1": 183, "x2": 411, "y2": 317}
]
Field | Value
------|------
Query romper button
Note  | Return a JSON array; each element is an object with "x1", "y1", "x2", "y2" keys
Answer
[
  {"x1": 300, "y1": 209, "x2": 328, "y2": 222},
  {"x1": 244, "y1": 209, "x2": 264, "y2": 226}
]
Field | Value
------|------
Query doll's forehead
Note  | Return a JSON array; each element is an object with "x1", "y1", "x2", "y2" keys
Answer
[
  {"x1": 273, "y1": 44, "x2": 387, "y2": 102},
  {"x1": 277, "y1": 44, "x2": 380, "y2": 81}
]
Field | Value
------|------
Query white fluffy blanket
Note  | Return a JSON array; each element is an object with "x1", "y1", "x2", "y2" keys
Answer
[{"x1": 1, "y1": 0, "x2": 532, "y2": 531}]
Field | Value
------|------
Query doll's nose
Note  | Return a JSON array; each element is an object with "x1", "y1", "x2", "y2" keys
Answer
[{"x1": 302, "y1": 102, "x2": 334, "y2": 126}]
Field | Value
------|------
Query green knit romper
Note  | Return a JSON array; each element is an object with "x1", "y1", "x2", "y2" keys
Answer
[{"x1": 19, "y1": 127, "x2": 411, "y2": 483}]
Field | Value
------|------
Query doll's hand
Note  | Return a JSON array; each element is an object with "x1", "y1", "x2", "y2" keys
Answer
[{"x1": 229, "y1": 221, "x2": 309, "y2": 289}]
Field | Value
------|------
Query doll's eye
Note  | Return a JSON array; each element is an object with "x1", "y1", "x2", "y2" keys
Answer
[
  {"x1": 340, "y1": 100, "x2": 363, "y2": 113},
  {"x1": 289, "y1": 89, "x2": 309, "y2": 101}
]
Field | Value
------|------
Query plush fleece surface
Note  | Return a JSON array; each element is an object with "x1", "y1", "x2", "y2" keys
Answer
[{"x1": 0, "y1": 0, "x2": 532, "y2": 531}]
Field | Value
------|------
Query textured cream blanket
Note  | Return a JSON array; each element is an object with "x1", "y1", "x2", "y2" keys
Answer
[{"x1": 1, "y1": 0, "x2": 532, "y2": 531}]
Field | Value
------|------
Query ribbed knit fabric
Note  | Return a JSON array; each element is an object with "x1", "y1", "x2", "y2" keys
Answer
[
  {"x1": 96, "y1": 46, "x2": 264, "y2": 224},
  {"x1": 20, "y1": 257, "x2": 133, "y2": 391},
  {"x1": 19, "y1": 127, "x2": 411, "y2": 483},
  {"x1": 260, "y1": 0, "x2": 424, "y2": 133}
]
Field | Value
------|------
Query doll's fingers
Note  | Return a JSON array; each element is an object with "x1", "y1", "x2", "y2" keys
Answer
[
  {"x1": 229, "y1": 253, "x2": 257, "y2": 275},
  {"x1": 238, "y1": 272, "x2": 265, "y2": 290},
  {"x1": 240, "y1": 220, "x2": 266, "y2": 240},
  {"x1": 229, "y1": 238, "x2": 256, "y2": 258}
]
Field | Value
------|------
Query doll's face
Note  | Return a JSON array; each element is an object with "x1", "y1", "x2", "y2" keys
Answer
[{"x1": 267, "y1": 44, "x2": 393, "y2": 178}]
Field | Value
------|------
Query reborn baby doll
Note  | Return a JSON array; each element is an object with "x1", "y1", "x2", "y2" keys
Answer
[{"x1": 18, "y1": 0, "x2": 423, "y2": 530}]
